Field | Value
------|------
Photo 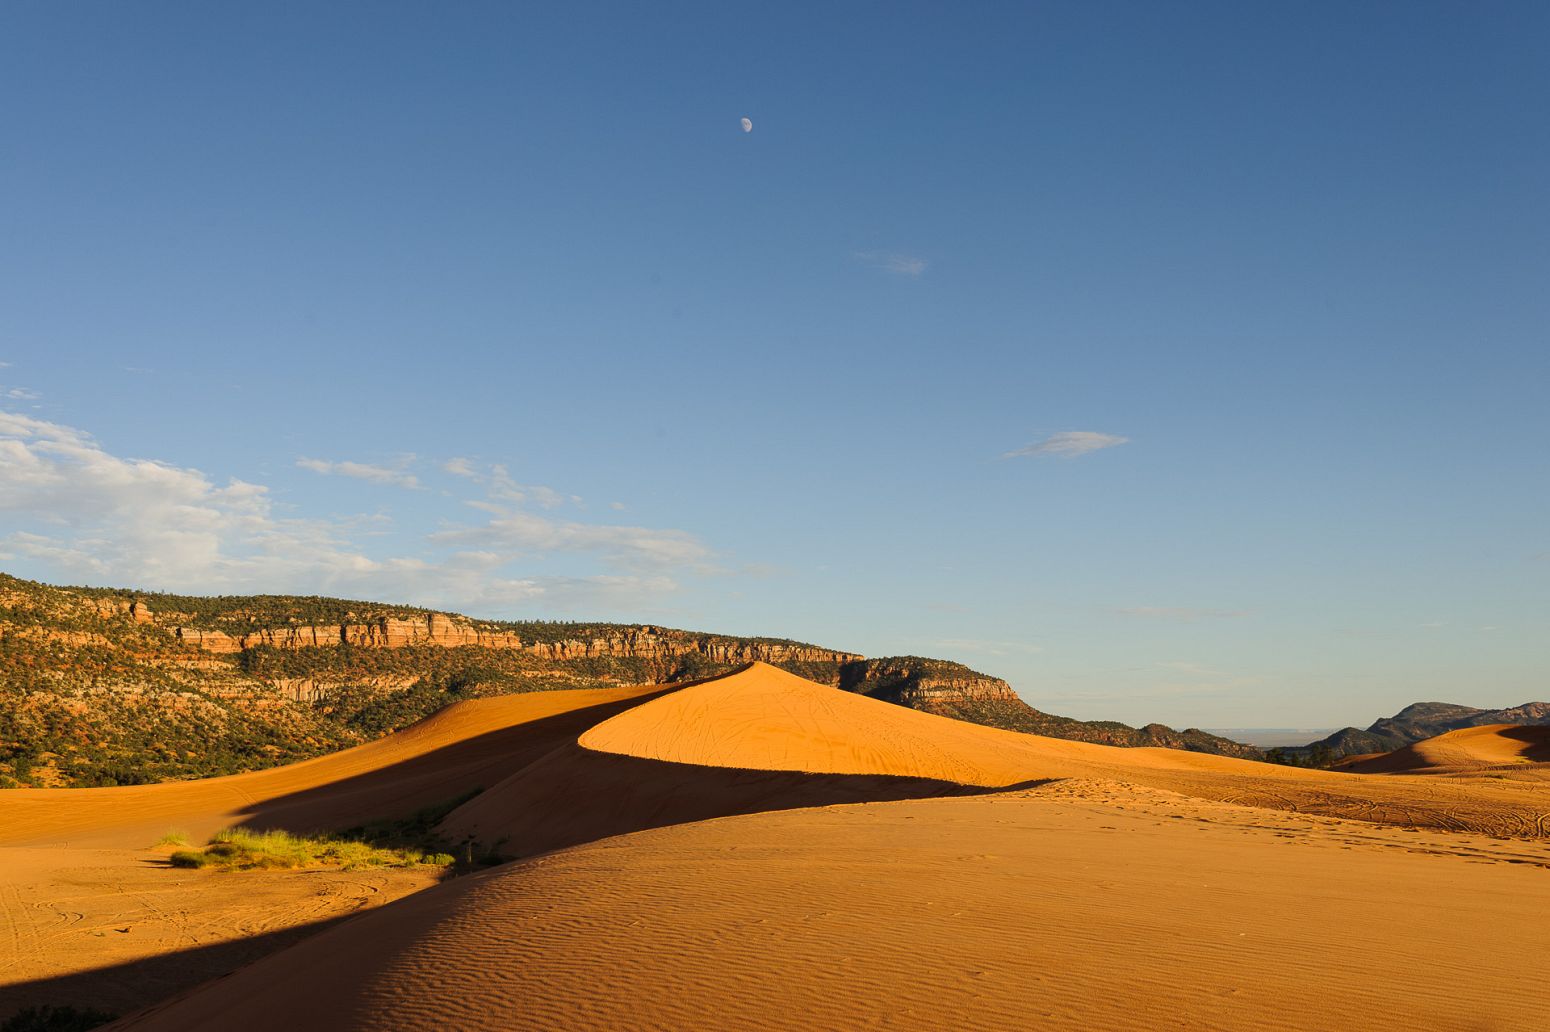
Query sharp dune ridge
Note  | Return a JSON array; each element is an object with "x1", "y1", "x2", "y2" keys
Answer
[
  {"x1": 4, "y1": 663, "x2": 1549, "y2": 1031},
  {"x1": 437, "y1": 663, "x2": 1550, "y2": 854},
  {"x1": 0, "y1": 571, "x2": 1261, "y2": 794}
]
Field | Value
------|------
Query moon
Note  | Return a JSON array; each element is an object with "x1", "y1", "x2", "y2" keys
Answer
[{"x1": 740, "y1": 117, "x2": 753, "y2": 133}]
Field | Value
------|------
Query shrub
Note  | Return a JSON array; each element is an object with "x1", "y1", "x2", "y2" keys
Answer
[{"x1": 168, "y1": 828, "x2": 454, "y2": 872}]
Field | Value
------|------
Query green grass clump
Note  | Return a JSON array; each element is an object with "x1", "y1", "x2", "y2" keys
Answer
[
  {"x1": 154, "y1": 829, "x2": 189, "y2": 846},
  {"x1": 166, "y1": 790, "x2": 487, "y2": 873},
  {"x1": 168, "y1": 828, "x2": 453, "y2": 872}
]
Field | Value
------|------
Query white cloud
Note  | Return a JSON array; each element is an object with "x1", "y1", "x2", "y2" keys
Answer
[
  {"x1": 854, "y1": 250, "x2": 927, "y2": 277},
  {"x1": 487, "y1": 464, "x2": 568, "y2": 509},
  {"x1": 1003, "y1": 431, "x2": 1128, "y2": 459},
  {"x1": 0, "y1": 409, "x2": 715, "y2": 613},
  {"x1": 432, "y1": 509, "x2": 714, "y2": 573},
  {"x1": 297, "y1": 456, "x2": 421, "y2": 490},
  {"x1": 4, "y1": 387, "x2": 40, "y2": 401},
  {"x1": 438, "y1": 458, "x2": 570, "y2": 509}
]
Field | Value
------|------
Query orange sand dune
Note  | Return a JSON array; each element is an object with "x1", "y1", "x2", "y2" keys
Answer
[
  {"x1": 0, "y1": 686, "x2": 662, "y2": 1021},
  {"x1": 11, "y1": 664, "x2": 1550, "y2": 1030},
  {"x1": 439, "y1": 741, "x2": 998, "y2": 859},
  {"x1": 444, "y1": 663, "x2": 1550, "y2": 851},
  {"x1": 577, "y1": 661, "x2": 1092, "y2": 784},
  {"x1": 0, "y1": 685, "x2": 661, "y2": 848},
  {"x1": 114, "y1": 786, "x2": 1550, "y2": 1032},
  {"x1": 1342, "y1": 723, "x2": 1550, "y2": 775}
]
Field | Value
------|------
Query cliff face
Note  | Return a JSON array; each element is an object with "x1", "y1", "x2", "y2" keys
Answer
[
  {"x1": 0, "y1": 572, "x2": 1262, "y2": 786},
  {"x1": 838, "y1": 656, "x2": 1021, "y2": 705},
  {"x1": 514, "y1": 632, "x2": 856, "y2": 667},
  {"x1": 174, "y1": 614, "x2": 857, "y2": 667},
  {"x1": 837, "y1": 657, "x2": 1261, "y2": 759},
  {"x1": 176, "y1": 615, "x2": 523, "y2": 652}
]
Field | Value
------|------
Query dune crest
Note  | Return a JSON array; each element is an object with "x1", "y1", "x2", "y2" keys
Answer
[
  {"x1": 439, "y1": 663, "x2": 1550, "y2": 857},
  {"x1": 1341, "y1": 723, "x2": 1550, "y2": 775},
  {"x1": 578, "y1": 661, "x2": 1087, "y2": 786},
  {"x1": 10, "y1": 665, "x2": 1550, "y2": 1031}
]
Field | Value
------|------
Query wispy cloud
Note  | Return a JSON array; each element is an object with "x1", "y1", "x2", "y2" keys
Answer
[
  {"x1": 854, "y1": 250, "x2": 927, "y2": 278},
  {"x1": 4, "y1": 387, "x2": 40, "y2": 401},
  {"x1": 431, "y1": 510, "x2": 713, "y2": 573},
  {"x1": 0, "y1": 409, "x2": 718, "y2": 613},
  {"x1": 1113, "y1": 606, "x2": 1249, "y2": 623},
  {"x1": 1003, "y1": 431, "x2": 1128, "y2": 459},
  {"x1": 297, "y1": 456, "x2": 421, "y2": 490},
  {"x1": 441, "y1": 459, "x2": 572, "y2": 509}
]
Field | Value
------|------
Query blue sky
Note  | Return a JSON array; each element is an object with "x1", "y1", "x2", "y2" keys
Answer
[{"x1": 1, "y1": 2, "x2": 1545, "y2": 728}]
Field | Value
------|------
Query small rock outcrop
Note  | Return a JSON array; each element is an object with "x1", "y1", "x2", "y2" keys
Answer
[{"x1": 837, "y1": 656, "x2": 1261, "y2": 759}]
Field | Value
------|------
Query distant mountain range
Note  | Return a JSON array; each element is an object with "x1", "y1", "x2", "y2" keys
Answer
[
  {"x1": 1272, "y1": 701, "x2": 1550, "y2": 763},
  {"x1": 0, "y1": 573, "x2": 1257, "y2": 787}
]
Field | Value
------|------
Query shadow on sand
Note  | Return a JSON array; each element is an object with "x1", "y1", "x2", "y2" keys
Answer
[
  {"x1": 0, "y1": 915, "x2": 353, "y2": 1027},
  {"x1": 223, "y1": 687, "x2": 680, "y2": 835},
  {"x1": 5, "y1": 679, "x2": 1060, "y2": 1028}
]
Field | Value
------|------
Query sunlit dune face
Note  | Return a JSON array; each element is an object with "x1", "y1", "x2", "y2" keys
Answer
[{"x1": 7, "y1": 665, "x2": 1550, "y2": 1032}]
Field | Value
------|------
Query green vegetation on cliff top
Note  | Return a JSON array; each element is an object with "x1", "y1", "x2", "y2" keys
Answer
[{"x1": 0, "y1": 572, "x2": 1262, "y2": 787}]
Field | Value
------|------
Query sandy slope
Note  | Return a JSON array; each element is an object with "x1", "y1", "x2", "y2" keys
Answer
[
  {"x1": 1342, "y1": 723, "x2": 1550, "y2": 776},
  {"x1": 0, "y1": 686, "x2": 660, "y2": 1021},
  {"x1": 10, "y1": 664, "x2": 1550, "y2": 1030},
  {"x1": 444, "y1": 663, "x2": 1550, "y2": 853},
  {"x1": 0, "y1": 685, "x2": 663, "y2": 848},
  {"x1": 114, "y1": 785, "x2": 1550, "y2": 1032},
  {"x1": 577, "y1": 661, "x2": 1083, "y2": 784},
  {"x1": 0, "y1": 847, "x2": 437, "y2": 1020}
]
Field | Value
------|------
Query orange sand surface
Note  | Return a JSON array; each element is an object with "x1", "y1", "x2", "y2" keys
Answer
[
  {"x1": 119, "y1": 786, "x2": 1550, "y2": 1032},
  {"x1": 1342, "y1": 723, "x2": 1550, "y2": 778},
  {"x1": 0, "y1": 846, "x2": 437, "y2": 1019},
  {"x1": 0, "y1": 686, "x2": 659, "y2": 1019},
  {"x1": 4, "y1": 664, "x2": 1548, "y2": 1030},
  {"x1": 444, "y1": 664, "x2": 1550, "y2": 854},
  {"x1": 0, "y1": 685, "x2": 663, "y2": 849}
]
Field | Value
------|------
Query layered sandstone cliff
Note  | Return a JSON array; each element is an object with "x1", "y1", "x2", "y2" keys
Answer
[
  {"x1": 838, "y1": 657, "x2": 1021, "y2": 707},
  {"x1": 0, "y1": 572, "x2": 1266, "y2": 789},
  {"x1": 171, "y1": 614, "x2": 859, "y2": 672}
]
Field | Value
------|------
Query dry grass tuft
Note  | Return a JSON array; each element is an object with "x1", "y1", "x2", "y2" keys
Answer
[{"x1": 169, "y1": 828, "x2": 453, "y2": 872}]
